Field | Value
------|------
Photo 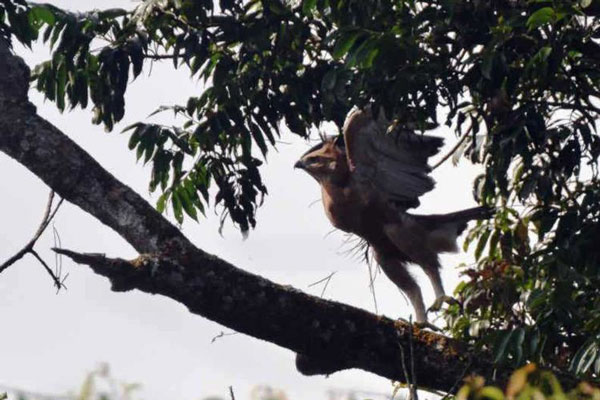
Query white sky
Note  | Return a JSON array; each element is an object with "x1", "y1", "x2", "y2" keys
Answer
[{"x1": 0, "y1": 1, "x2": 483, "y2": 399}]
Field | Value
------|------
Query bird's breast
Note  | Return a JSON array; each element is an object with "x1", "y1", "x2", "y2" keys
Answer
[{"x1": 320, "y1": 183, "x2": 371, "y2": 234}]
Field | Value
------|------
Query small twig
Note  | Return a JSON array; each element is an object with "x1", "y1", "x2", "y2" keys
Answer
[
  {"x1": 30, "y1": 249, "x2": 63, "y2": 290},
  {"x1": 398, "y1": 343, "x2": 414, "y2": 400},
  {"x1": 143, "y1": 53, "x2": 176, "y2": 60},
  {"x1": 431, "y1": 125, "x2": 473, "y2": 170},
  {"x1": 229, "y1": 386, "x2": 235, "y2": 400},
  {"x1": 211, "y1": 331, "x2": 238, "y2": 343},
  {"x1": 0, "y1": 191, "x2": 63, "y2": 273},
  {"x1": 308, "y1": 271, "x2": 336, "y2": 298},
  {"x1": 53, "y1": 224, "x2": 63, "y2": 280},
  {"x1": 408, "y1": 317, "x2": 418, "y2": 400},
  {"x1": 398, "y1": 317, "x2": 419, "y2": 400}
]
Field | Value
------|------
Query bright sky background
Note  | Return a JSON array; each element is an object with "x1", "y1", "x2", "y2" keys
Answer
[{"x1": 0, "y1": 1, "x2": 483, "y2": 399}]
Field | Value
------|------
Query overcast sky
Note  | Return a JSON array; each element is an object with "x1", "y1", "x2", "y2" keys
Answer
[{"x1": 0, "y1": 2, "x2": 483, "y2": 399}]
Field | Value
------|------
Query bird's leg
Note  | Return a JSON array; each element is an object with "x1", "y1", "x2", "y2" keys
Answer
[
  {"x1": 401, "y1": 281, "x2": 427, "y2": 323},
  {"x1": 421, "y1": 263, "x2": 456, "y2": 316},
  {"x1": 414, "y1": 321, "x2": 442, "y2": 332},
  {"x1": 428, "y1": 295, "x2": 461, "y2": 314},
  {"x1": 423, "y1": 264, "x2": 445, "y2": 299},
  {"x1": 375, "y1": 254, "x2": 427, "y2": 323}
]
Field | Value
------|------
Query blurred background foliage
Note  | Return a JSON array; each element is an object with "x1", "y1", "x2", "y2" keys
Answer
[
  {"x1": 0, "y1": 364, "x2": 139, "y2": 400},
  {"x1": 2, "y1": 0, "x2": 600, "y2": 388},
  {"x1": 3, "y1": 364, "x2": 600, "y2": 400},
  {"x1": 0, "y1": 364, "x2": 386, "y2": 400}
]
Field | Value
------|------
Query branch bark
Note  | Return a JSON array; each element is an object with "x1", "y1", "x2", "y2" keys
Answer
[{"x1": 0, "y1": 38, "x2": 503, "y2": 392}]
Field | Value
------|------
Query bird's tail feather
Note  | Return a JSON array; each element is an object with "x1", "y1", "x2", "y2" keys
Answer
[
  {"x1": 411, "y1": 206, "x2": 493, "y2": 225},
  {"x1": 409, "y1": 206, "x2": 494, "y2": 253}
]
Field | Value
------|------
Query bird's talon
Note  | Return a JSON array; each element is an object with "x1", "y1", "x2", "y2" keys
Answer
[
  {"x1": 428, "y1": 295, "x2": 458, "y2": 313},
  {"x1": 414, "y1": 321, "x2": 442, "y2": 332},
  {"x1": 396, "y1": 318, "x2": 441, "y2": 332}
]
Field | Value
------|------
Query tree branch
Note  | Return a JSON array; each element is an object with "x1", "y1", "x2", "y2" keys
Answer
[
  {"x1": 51, "y1": 247, "x2": 501, "y2": 391},
  {"x1": 30, "y1": 248, "x2": 65, "y2": 290},
  {"x1": 431, "y1": 125, "x2": 472, "y2": 171},
  {"x1": 0, "y1": 190, "x2": 64, "y2": 279}
]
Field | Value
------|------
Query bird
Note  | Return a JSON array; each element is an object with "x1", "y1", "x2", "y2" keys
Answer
[{"x1": 294, "y1": 106, "x2": 492, "y2": 323}]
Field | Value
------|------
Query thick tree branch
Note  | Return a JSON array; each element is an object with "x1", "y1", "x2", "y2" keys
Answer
[
  {"x1": 0, "y1": 38, "x2": 509, "y2": 392},
  {"x1": 51, "y1": 247, "x2": 499, "y2": 391}
]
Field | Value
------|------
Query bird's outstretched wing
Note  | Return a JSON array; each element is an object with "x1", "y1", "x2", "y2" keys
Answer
[{"x1": 342, "y1": 107, "x2": 443, "y2": 209}]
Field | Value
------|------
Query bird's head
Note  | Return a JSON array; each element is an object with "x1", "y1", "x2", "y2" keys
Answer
[{"x1": 294, "y1": 135, "x2": 349, "y2": 184}]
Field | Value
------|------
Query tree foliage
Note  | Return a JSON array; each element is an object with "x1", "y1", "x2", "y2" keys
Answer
[
  {"x1": 456, "y1": 364, "x2": 600, "y2": 400},
  {"x1": 2, "y1": 0, "x2": 600, "y2": 387}
]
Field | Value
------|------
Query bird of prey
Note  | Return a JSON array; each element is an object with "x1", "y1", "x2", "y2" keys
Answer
[{"x1": 294, "y1": 107, "x2": 491, "y2": 322}]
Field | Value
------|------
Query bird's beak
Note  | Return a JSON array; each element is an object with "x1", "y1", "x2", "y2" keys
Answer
[{"x1": 294, "y1": 160, "x2": 306, "y2": 170}]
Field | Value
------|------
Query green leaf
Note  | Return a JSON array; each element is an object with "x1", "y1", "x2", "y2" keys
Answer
[
  {"x1": 49, "y1": 21, "x2": 64, "y2": 49},
  {"x1": 268, "y1": 1, "x2": 289, "y2": 15},
  {"x1": 129, "y1": 41, "x2": 144, "y2": 78},
  {"x1": 512, "y1": 328, "x2": 525, "y2": 366},
  {"x1": 478, "y1": 386, "x2": 505, "y2": 400},
  {"x1": 321, "y1": 69, "x2": 337, "y2": 91},
  {"x1": 249, "y1": 123, "x2": 268, "y2": 157},
  {"x1": 332, "y1": 31, "x2": 360, "y2": 60},
  {"x1": 99, "y1": 8, "x2": 128, "y2": 19},
  {"x1": 30, "y1": 5, "x2": 55, "y2": 26},
  {"x1": 346, "y1": 36, "x2": 376, "y2": 67},
  {"x1": 178, "y1": 186, "x2": 198, "y2": 221},
  {"x1": 127, "y1": 126, "x2": 145, "y2": 150},
  {"x1": 481, "y1": 52, "x2": 494, "y2": 80},
  {"x1": 122, "y1": 122, "x2": 143, "y2": 134},
  {"x1": 494, "y1": 330, "x2": 514, "y2": 364},
  {"x1": 56, "y1": 59, "x2": 67, "y2": 111},
  {"x1": 571, "y1": 340, "x2": 599, "y2": 375},
  {"x1": 353, "y1": 37, "x2": 380, "y2": 68},
  {"x1": 157, "y1": 192, "x2": 169, "y2": 213},
  {"x1": 172, "y1": 190, "x2": 184, "y2": 224},
  {"x1": 527, "y1": 7, "x2": 555, "y2": 30},
  {"x1": 527, "y1": 289, "x2": 546, "y2": 311},
  {"x1": 475, "y1": 229, "x2": 491, "y2": 261},
  {"x1": 143, "y1": 140, "x2": 156, "y2": 164},
  {"x1": 302, "y1": 0, "x2": 317, "y2": 15},
  {"x1": 594, "y1": 351, "x2": 600, "y2": 375}
]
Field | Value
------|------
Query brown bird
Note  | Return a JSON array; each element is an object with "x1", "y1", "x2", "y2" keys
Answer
[{"x1": 295, "y1": 107, "x2": 491, "y2": 322}]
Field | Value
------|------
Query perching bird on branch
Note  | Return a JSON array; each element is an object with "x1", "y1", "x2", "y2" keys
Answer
[{"x1": 295, "y1": 107, "x2": 492, "y2": 323}]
